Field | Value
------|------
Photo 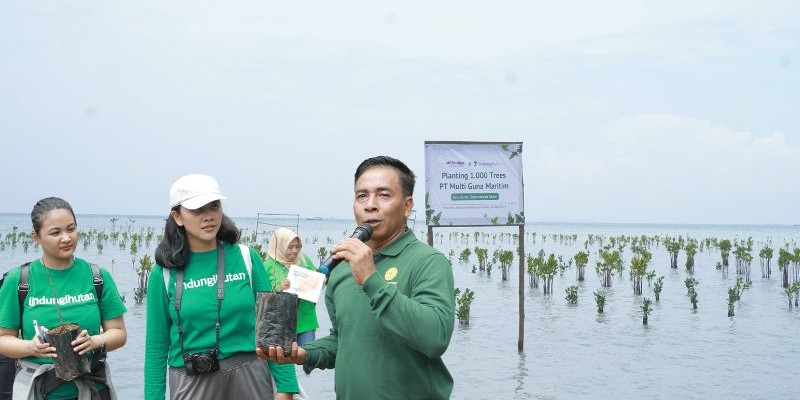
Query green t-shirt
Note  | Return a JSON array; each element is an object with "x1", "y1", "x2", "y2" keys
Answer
[
  {"x1": 262, "y1": 253, "x2": 320, "y2": 333},
  {"x1": 144, "y1": 243, "x2": 297, "y2": 399},
  {"x1": 0, "y1": 258, "x2": 127, "y2": 400}
]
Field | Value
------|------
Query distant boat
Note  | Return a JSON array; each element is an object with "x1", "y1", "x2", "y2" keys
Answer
[{"x1": 306, "y1": 217, "x2": 323, "y2": 221}]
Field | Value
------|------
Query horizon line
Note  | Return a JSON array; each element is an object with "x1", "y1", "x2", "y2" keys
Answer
[{"x1": 0, "y1": 211, "x2": 796, "y2": 228}]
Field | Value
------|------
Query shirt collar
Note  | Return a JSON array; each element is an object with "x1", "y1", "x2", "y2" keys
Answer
[{"x1": 374, "y1": 227, "x2": 415, "y2": 257}]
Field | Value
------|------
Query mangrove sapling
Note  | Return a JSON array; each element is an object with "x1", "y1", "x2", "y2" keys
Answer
[
  {"x1": 719, "y1": 239, "x2": 732, "y2": 270},
  {"x1": 474, "y1": 247, "x2": 488, "y2": 271},
  {"x1": 684, "y1": 277, "x2": 699, "y2": 293},
  {"x1": 733, "y1": 277, "x2": 752, "y2": 301},
  {"x1": 716, "y1": 261, "x2": 723, "y2": 274},
  {"x1": 459, "y1": 247, "x2": 472, "y2": 264},
  {"x1": 792, "y1": 282, "x2": 800, "y2": 307},
  {"x1": 594, "y1": 290, "x2": 606, "y2": 313},
  {"x1": 574, "y1": 250, "x2": 589, "y2": 281},
  {"x1": 759, "y1": 246, "x2": 773, "y2": 279},
  {"x1": 653, "y1": 276, "x2": 665, "y2": 301},
  {"x1": 540, "y1": 254, "x2": 558, "y2": 295},
  {"x1": 596, "y1": 245, "x2": 623, "y2": 288},
  {"x1": 684, "y1": 277, "x2": 699, "y2": 309},
  {"x1": 727, "y1": 287, "x2": 737, "y2": 317},
  {"x1": 733, "y1": 245, "x2": 753, "y2": 283},
  {"x1": 665, "y1": 236, "x2": 683, "y2": 269},
  {"x1": 526, "y1": 252, "x2": 542, "y2": 289},
  {"x1": 629, "y1": 247, "x2": 651, "y2": 296},
  {"x1": 642, "y1": 298, "x2": 653, "y2": 325},
  {"x1": 784, "y1": 283, "x2": 800, "y2": 308},
  {"x1": 454, "y1": 288, "x2": 476, "y2": 325},
  {"x1": 565, "y1": 286, "x2": 578, "y2": 305},
  {"x1": 645, "y1": 270, "x2": 656, "y2": 286},
  {"x1": 317, "y1": 246, "x2": 328, "y2": 264},
  {"x1": 499, "y1": 250, "x2": 515, "y2": 282},
  {"x1": 10, "y1": 226, "x2": 18, "y2": 249},
  {"x1": 252, "y1": 244, "x2": 267, "y2": 260},
  {"x1": 778, "y1": 248, "x2": 792, "y2": 288},
  {"x1": 134, "y1": 254, "x2": 154, "y2": 304},
  {"x1": 557, "y1": 255, "x2": 573, "y2": 277},
  {"x1": 684, "y1": 240, "x2": 698, "y2": 273},
  {"x1": 145, "y1": 228, "x2": 155, "y2": 247}
]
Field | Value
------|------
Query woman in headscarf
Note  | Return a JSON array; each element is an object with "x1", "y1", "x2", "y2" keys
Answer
[{"x1": 263, "y1": 228, "x2": 320, "y2": 346}]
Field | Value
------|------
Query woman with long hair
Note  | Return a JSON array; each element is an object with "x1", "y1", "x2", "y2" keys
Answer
[{"x1": 144, "y1": 174, "x2": 295, "y2": 399}]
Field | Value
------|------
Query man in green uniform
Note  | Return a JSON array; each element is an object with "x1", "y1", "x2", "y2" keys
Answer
[{"x1": 263, "y1": 155, "x2": 455, "y2": 399}]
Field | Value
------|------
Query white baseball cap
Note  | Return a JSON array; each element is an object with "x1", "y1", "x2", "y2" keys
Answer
[{"x1": 169, "y1": 174, "x2": 227, "y2": 210}]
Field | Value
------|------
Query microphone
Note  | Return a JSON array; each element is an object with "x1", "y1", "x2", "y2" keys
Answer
[{"x1": 319, "y1": 224, "x2": 373, "y2": 275}]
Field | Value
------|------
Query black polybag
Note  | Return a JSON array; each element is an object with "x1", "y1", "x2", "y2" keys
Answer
[{"x1": 255, "y1": 291, "x2": 298, "y2": 356}]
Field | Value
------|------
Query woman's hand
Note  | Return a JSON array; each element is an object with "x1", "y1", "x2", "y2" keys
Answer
[
  {"x1": 279, "y1": 278, "x2": 291, "y2": 292},
  {"x1": 29, "y1": 335, "x2": 56, "y2": 358},
  {"x1": 256, "y1": 342, "x2": 307, "y2": 366},
  {"x1": 72, "y1": 329, "x2": 105, "y2": 356}
]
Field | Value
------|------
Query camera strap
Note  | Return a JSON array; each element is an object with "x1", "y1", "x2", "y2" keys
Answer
[{"x1": 174, "y1": 241, "x2": 225, "y2": 358}]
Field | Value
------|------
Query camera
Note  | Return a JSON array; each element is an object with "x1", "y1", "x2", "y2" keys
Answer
[{"x1": 183, "y1": 348, "x2": 219, "y2": 375}]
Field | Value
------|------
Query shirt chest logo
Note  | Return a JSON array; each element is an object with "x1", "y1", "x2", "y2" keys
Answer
[
  {"x1": 183, "y1": 272, "x2": 247, "y2": 289},
  {"x1": 384, "y1": 267, "x2": 399, "y2": 283}
]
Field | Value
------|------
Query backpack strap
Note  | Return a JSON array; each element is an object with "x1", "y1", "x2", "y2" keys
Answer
[
  {"x1": 18, "y1": 262, "x2": 31, "y2": 311},
  {"x1": 239, "y1": 244, "x2": 253, "y2": 286},
  {"x1": 90, "y1": 263, "x2": 104, "y2": 301},
  {"x1": 163, "y1": 267, "x2": 171, "y2": 293}
]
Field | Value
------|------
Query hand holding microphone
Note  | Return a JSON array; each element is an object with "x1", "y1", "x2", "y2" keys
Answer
[{"x1": 319, "y1": 224, "x2": 373, "y2": 276}]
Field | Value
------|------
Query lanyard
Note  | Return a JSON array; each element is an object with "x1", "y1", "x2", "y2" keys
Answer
[{"x1": 174, "y1": 242, "x2": 225, "y2": 356}]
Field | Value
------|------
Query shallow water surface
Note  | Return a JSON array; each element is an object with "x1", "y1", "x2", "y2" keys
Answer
[{"x1": 1, "y1": 215, "x2": 798, "y2": 399}]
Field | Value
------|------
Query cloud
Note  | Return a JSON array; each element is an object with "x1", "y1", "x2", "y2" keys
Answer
[
  {"x1": 529, "y1": 114, "x2": 800, "y2": 223},
  {"x1": 81, "y1": 0, "x2": 798, "y2": 64},
  {"x1": 605, "y1": 114, "x2": 800, "y2": 168}
]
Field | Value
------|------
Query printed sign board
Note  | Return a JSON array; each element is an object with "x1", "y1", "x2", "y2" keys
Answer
[{"x1": 424, "y1": 141, "x2": 524, "y2": 226}]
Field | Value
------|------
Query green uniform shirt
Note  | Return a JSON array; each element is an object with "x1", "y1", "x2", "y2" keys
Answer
[
  {"x1": 0, "y1": 258, "x2": 127, "y2": 400},
  {"x1": 144, "y1": 243, "x2": 297, "y2": 399},
  {"x1": 303, "y1": 228, "x2": 455, "y2": 399},
  {"x1": 263, "y1": 253, "x2": 321, "y2": 333}
]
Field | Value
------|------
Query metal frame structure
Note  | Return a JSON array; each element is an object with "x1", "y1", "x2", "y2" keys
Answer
[{"x1": 254, "y1": 213, "x2": 300, "y2": 243}]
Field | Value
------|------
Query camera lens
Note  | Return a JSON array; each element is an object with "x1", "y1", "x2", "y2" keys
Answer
[{"x1": 195, "y1": 355, "x2": 212, "y2": 372}]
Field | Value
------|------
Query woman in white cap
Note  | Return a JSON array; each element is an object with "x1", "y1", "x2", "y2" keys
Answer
[{"x1": 143, "y1": 174, "x2": 296, "y2": 400}]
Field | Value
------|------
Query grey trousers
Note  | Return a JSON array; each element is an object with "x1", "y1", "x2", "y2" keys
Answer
[{"x1": 168, "y1": 353, "x2": 274, "y2": 400}]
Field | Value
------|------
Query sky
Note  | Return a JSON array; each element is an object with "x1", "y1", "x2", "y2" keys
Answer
[{"x1": 1, "y1": 0, "x2": 798, "y2": 224}]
